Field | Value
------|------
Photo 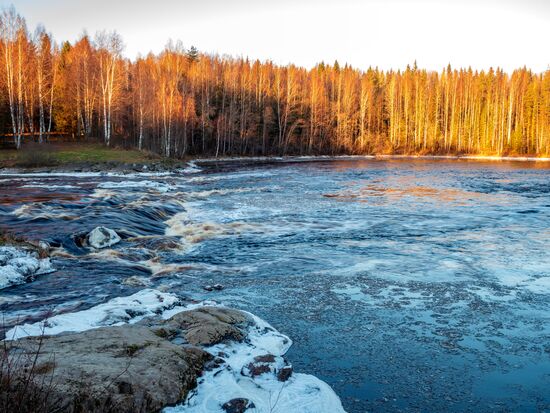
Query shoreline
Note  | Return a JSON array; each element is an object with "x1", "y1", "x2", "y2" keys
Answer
[
  {"x1": 1, "y1": 153, "x2": 550, "y2": 175},
  {"x1": 192, "y1": 154, "x2": 550, "y2": 164},
  {"x1": 3, "y1": 288, "x2": 346, "y2": 413}
]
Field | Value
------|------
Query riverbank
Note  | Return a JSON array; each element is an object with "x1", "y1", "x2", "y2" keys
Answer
[
  {"x1": 0, "y1": 143, "x2": 187, "y2": 172},
  {"x1": 2, "y1": 143, "x2": 549, "y2": 175},
  {"x1": 192, "y1": 153, "x2": 550, "y2": 165},
  {"x1": 1, "y1": 287, "x2": 345, "y2": 413}
]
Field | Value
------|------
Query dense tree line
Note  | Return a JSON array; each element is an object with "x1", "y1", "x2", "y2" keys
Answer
[{"x1": 1, "y1": 7, "x2": 549, "y2": 157}]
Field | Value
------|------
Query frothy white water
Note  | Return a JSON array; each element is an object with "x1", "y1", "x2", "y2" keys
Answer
[
  {"x1": 165, "y1": 210, "x2": 260, "y2": 250},
  {"x1": 0, "y1": 170, "x2": 175, "y2": 178},
  {"x1": 89, "y1": 188, "x2": 117, "y2": 199},
  {"x1": 181, "y1": 160, "x2": 202, "y2": 173},
  {"x1": 0, "y1": 246, "x2": 54, "y2": 290},
  {"x1": 11, "y1": 204, "x2": 79, "y2": 221},
  {"x1": 21, "y1": 183, "x2": 79, "y2": 189},
  {"x1": 183, "y1": 186, "x2": 274, "y2": 200},
  {"x1": 139, "y1": 258, "x2": 196, "y2": 277},
  {"x1": 97, "y1": 180, "x2": 173, "y2": 193}
]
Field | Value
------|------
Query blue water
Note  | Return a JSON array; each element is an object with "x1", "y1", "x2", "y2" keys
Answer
[{"x1": 1, "y1": 159, "x2": 550, "y2": 412}]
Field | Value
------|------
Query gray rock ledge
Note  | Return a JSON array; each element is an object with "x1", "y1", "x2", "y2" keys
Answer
[{"x1": 1, "y1": 307, "x2": 249, "y2": 413}]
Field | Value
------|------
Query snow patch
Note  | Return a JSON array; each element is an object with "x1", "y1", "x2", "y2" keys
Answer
[
  {"x1": 165, "y1": 310, "x2": 346, "y2": 413},
  {"x1": 6, "y1": 289, "x2": 185, "y2": 340},
  {"x1": 0, "y1": 246, "x2": 54, "y2": 290}
]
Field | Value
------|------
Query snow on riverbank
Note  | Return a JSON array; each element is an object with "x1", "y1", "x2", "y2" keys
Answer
[
  {"x1": 0, "y1": 246, "x2": 54, "y2": 290},
  {"x1": 165, "y1": 309, "x2": 346, "y2": 413},
  {"x1": 6, "y1": 289, "x2": 346, "y2": 413},
  {"x1": 6, "y1": 289, "x2": 186, "y2": 340}
]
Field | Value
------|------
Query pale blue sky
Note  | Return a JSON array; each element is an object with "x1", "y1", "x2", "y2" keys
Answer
[{"x1": 4, "y1": 0, "x2": 550, "y2": 72}]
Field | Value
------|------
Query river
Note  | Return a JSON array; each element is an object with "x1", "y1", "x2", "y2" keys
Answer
[{"x1": 1, "y1": 158, "x2": 549, "y2": 412}]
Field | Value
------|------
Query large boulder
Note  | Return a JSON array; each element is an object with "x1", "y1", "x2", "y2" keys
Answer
[
  {"x1": 1, "y1": 307, "x2": 251, "y2": 413},
  {"x1": 159, "y1": 306, "x2": 248, "y2": 346},
  {"x1": 87, "y1": 226, "x2": 121, "y2": 249}
]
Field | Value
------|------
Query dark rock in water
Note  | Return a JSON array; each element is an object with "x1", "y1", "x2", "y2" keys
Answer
[
  {"x1": 2, "y1": 306, "x2": 252, "y2": 413},
  {"x1": 277, "y1": 365, "x2": 293, "y2": 382},
  {"x1": 241, "y1": 352, "x2": 293, "y2": 381},
  {"x1": 73, "y1": 232, "x2": 88, "y2": 248},
  {"x1": 243, "y1": 362, "x2": 272, "y2": 377},
  {"x1": 204, "y1": 356, "x2": 226, "y2": 371},
  {"x1": 222, "y1": 398, "x2": 256, "y2": 413},
  {"x1": 254, "y1": 354, "x2": 275, "y2": 363},
  {"x1": 203, "y1": 283, "x2": 224, "y2": 292}
]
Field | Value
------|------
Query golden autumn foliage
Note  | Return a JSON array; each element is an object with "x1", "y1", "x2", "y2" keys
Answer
[{"x1": 1, "y1": 7, "x2": 549, "y2": 157}]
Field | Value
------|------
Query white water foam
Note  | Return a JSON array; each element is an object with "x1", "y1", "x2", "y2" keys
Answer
[
  {"x1": 97, "y1": 180, "x2": 173, "y2": 193},
  {"x1": 11, "y1": 204, "x2": 79, "y2": 221},
  {"x1": 181, "y1": 160, "x2": 202, "y2": 173}
]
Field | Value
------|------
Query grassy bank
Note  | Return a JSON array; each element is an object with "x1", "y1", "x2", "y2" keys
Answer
[{"x1": 0, "y1": 143, "x2": 160, "y2": 169}]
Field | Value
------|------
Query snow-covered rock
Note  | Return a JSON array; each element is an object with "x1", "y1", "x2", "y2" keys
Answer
[
  {"x1": 87, "y1": 226, "x2": 121, "y2": 249},
  {"x1": 6, "y1": 289, "x2": 184, "y2": 340},
  {"x1": 165, "y1": 310, "x2": 347, "y2": 413},
  {"x1": 7, "y1": 289, "x2": 347, "y2": 412},
  {"x1": 0, "y1": 246, "x2": 54, "y2": 290}
]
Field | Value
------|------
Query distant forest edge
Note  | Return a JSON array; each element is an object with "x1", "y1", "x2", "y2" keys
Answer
[{"x1": 1, "y1": 6, "x2": 550, "y2": 158}]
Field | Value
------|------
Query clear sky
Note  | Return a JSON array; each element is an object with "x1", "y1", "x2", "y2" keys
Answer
[{"x1": 3, "y1": 0, "x2": 550, "y2": 72}]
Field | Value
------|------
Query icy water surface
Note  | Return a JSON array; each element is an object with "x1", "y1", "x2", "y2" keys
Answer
[{"x1": 1, "y1": 159, "x2": 549, "y2": 412}]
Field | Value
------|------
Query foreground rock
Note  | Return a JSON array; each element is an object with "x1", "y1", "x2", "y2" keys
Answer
[
  {"x1": 0, "y1": 246, "x2": 54, "y2": 290},
  {"x1": 87, "y1": 226, "x2": 121, "y2": 249},
  {"x1": 2, "y1": 307, "x2": 249, "y2": 413},
  {"x1": 3, "y1": 290, "x2": 346, "y2": 413}
]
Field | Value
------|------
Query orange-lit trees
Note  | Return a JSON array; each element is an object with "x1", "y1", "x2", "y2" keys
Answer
[
  {"x1": 1, "y1": 6, "x2": 549, "y2": 157},
  {"x1": 96, "y1": 31, "x2": 123, "y2": 146}
]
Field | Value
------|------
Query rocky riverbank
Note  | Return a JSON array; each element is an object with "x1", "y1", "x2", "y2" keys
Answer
[
  {"x1": 2, "y1": 290, "x2": 345, "y2": 413},
  {"x1": 0, "y1": 159, "x2": 190, "y2": 174}
]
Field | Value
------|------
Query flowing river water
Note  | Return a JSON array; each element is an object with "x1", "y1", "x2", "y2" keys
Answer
[{"x1": 1, "y1": 158, "x2": 549, "y2": 412}]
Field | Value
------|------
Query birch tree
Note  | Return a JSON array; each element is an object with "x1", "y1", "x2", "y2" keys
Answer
[{"x1": 95, "y1": 31, "x2": 123, "y2": 146}]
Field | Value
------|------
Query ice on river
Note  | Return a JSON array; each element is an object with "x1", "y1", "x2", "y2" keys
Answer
[
  {"x1": 2, "y1": 159, "x2": 549, "y2": 412},
  {"x1": 0, "y1": 246, "x2": 54, "y2": 290},
  {"x1": 6, "y1": 289, "x2": 184, "y2": 339}
]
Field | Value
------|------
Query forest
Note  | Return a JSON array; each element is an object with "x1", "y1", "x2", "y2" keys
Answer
[{"x1": 1, "y1": 6, "x2": 549, "y2": 157}]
